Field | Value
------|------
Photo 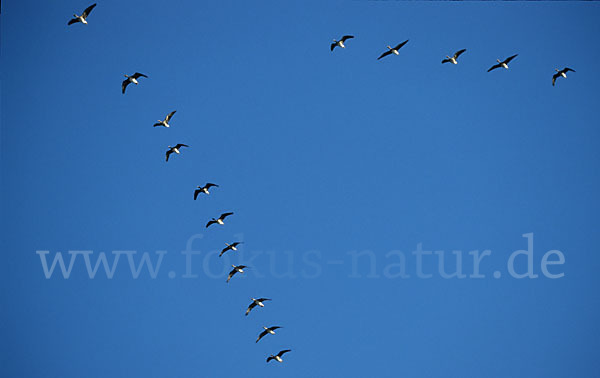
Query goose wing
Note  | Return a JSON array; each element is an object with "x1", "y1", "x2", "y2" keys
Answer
[
  {"x1": 441, "y1": 58, "x2": 451, "y2": 64},
  {"x1": 256, "y1": 329, "x2": 269, "y2": 343},
  {"x1": 131, "y1": 72, "x2": 148, "y2": 79},
  {"x1": 68, "y1": 18, "x2": 80, "y2": 25},
  {"x1": 278, "y1": 349, "x2": 292, "y2": 357},
  {"x1": 393, "y1": 40, "x2": 409, "y2": 50},
  {"x1": 165, "y1": 149, "x2": 172, "y2": 161},
  {"x1": 206, "y1": 219, "x2": 217, "y2": 228},
  {"x1": 341, "y1": 35, "x2": 354, "y2": 42},
  {"x1": 237, "y1": 265, "x2": 247, "y2": 270},
  {"x1": 220, "y1": 212, "x2": 234, "y2": 219},
  {"x1": 257, "y1": 298, "x2": 271, "y2": 302},
  {"x1": 226, "y1": 268, "x2": 237, "y2": 282},
  {"x1": 174, "y1": 143, "x2": 189, "y2": 149},
  {"x1": 266, "y1": 356, "x2": 275, "y2": 363},
  {"x1": 231, "y1": 242, "x2": 242, "y2": 247},
  {"x1": 194, "y1": 188, "x2": 202, "y2": 200},
  {"x1": 82, "y1": 3, "x2": 97, "y2": 18},
  {"x1": 454, "y1": 49, "x2": 466, "y2": 59},
  {"x1": 153, "y1": 122, "x2": 164, "y2": 127},
  {"x1": 377, "y1": 50, "x2": 392, "y2": 60},
  {"x1": 122, "y1": 79, "x2": 130, "y2": 94},
  {"x1": 219, "y1": 245, "x2": 232, "y2": 257},
  {"x1": 245, "y1": 301, "x2": 258, "y2": 315},
  {"x1": 205, "y1": 183, "x2": 219, "y2": 189},
  {"x1": 487, "y1": 63, "x2": 501, "y2": 72},
  {"x1": 564, "y1": 67, "x2": 575, "y2": 73},
  {"x1": 165, "y1": 110, "x2": 176, "y2": 122},
  {"x1": 330, "y1": 42, "x2": 337, "y2": 51},
  {"x1": 503, "y1": 54, "x2": 518, "y2": 64},
  {"x1": 552, "y1": 73, "x2": 560, "y2": 86}
]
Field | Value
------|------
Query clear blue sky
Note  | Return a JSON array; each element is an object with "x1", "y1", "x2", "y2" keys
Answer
[{"x1": 2, "y1": 1, "x2": 600, "y2": 377}]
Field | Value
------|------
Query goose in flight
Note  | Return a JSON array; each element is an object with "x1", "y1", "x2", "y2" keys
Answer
[
  {"x1": 206, "y1": 212, "x2": 234, "y2": 228},
  {"x1": 487, "y1": 54, "x2": 518, "y2": 72},
  {"x1": 122, "y1": 72, "x2": 148, "y2": 94},
  {"x1": 267, "y1": 349, "x2": 292, "y2": 363},
  {"x1": 245, "y1": 298, "x2": 271, "y2": 316},
  {"x1": 165, "y1": 144, "x2": 189, "y2": 161},
  {"x1": 153, "y1": 111, "x2": 176, "y2": 128},
  {"x1": 377, "y1": 40, "x2": 409, "y2": 60},
  {"x1": 227, "y1": 264, "x2": 246, "y2": 283},
  {"x1": 442, "y1": 49, "x2": 467, "y2": 64},
  {"x1": 256, "y1": 326, "x2": 282, "y2": 343},
  {"x1": 331, "y1": 35, "x2": 354, "y2": 51},
  {"x1": 194, "y1": 183, "x2": 219, "y2": 199},
  {"x1": 552, "y1": 67, "x2": 575, "y2": 86},
  {"x1": 220, "y1": 242, "x2": 243, "y2": 257},
  {"x1": 68, "y1": 3, "x2": 96, "y2": 25}
]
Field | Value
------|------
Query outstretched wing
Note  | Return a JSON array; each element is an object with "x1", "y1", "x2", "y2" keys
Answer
[
  {"x1": 441, "y1": 58, "x2": 451, "y2": 64},
  {"x1": 165, "y1": 150, "x2": 172, "y2": 161},
  {"x1": 165, "y1": 110, "x2": 176, "y2": 122},
  {"x1": 132, "y1": 72, "x2": 148, "y2": 79},
  {"x1": 256, "y1": 330, "x2": 268, "y2": 343},
  {"x1": 552, "y1": 73, "x2": 559, "y2": 86},
  {"x1": 206, "y1": 220, "x2": 216, "y2": 228},
  {"x1": 454, "y1": 49, "x2": 466, "y2": 59},
  {"x1": 82, "y1": 3, "x2": 97, "y2": 18},
  {"x1": 341, "y1": 35, "x2": 354, "y2": 42},
  {"x1": 205, "y1": 183, "x2": 219, "y2": 189},
  {"x1": 377, "y1": 50, "x2": 392, "y2": 60},
  {"x1": 487, "y1": 63, "x2": 501, "y2": 72},
  {"x1": 504, "y1": 54, "x2": 518, "y2": 64},
  {"x1": 330, "y1": 42, "x2": 336, "y2": 52},
  {"x1": 394, "y1": 40, "x2": 409, "y2": 51},
  {"x1": 175, "y1": 143, "x2": 189, "y2": 149},
  {"x1": 221, "y1": 212, "x2": 234, "y2": 219},
  {"x1": 278, "y1": 349, "x2": 292, "y2": 357},
  {"x1": 68, "y1": 18, "x2": 79, "y2": 25},
  {"x1": 122, "y1": 79, "x2": 129, "y2": 94},
  {"x1": 245, "y1": 302, "x2": 257, "y2": 315},
  {"x1": 564, "y1": 67, "x2": 575, "y2": 73},
  {"x1": 194, "y1": 189, "x2": 201, "y2": 200}
]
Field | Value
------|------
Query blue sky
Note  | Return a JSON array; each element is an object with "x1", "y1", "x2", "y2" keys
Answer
[{"x1": 2, "y1": 1, "x2": 600, "y2": 377}]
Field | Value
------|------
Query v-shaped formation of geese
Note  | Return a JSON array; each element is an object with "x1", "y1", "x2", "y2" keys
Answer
[
  {"x1": 194, "y1": 183, "x2": 219, "y2": 199},
  {"x1": 165, "y1": 143, "x2": 189, "y2": 161},
  {"x1": 331, "y1": 35, "x2": 354, "y2": 51},
  {"x1": 553, "y1": 67, "x2": 575, "y2": 86},
  {"x1": 377, "y1": 40, "x2": 409, "y2": 60},
  {"x1": 487, "y1": 54, "x2": 518, "y2": 72},
  {"x1": 122, "y1": 72, "x2": 148, "y2": 94},
  {"x1": 442, "y1": 49, "x2": 467, "y2": 64},
  {"x1": 64, "y1": 3, "x2": 582, "y2": 369},
  {"x1": 68, "y1": 3, "x2": 96, "y2": 25},
  {"x1": 245, "y1": 298, "x2": 271, "y2": 316},
  {"x1": 154, "y1": 111, "x2": 176, "y2": 128}
]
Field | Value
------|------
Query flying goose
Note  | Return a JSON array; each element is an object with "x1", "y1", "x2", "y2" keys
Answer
[
  {"x1": 68, "y1": 3, "x2": 96, "y2": 25},
  {"x1": 122, "y1": 72, "x2": 148, "y2": 94},
  {"x1": 153, "y1": 111, "x2": 176, "y2": 128},
  {"x1": 220, "y1": 242, "x2": 243, "y2": 257},
  {"x1": 487, "y1": 54, "x2": 518, "y2": 72},
  {"x1": 227, "y1": 264, "x2": 246, "y2": 283},
  {"x1": 165, "y1": 144, "x2": 189, "y2": 161},
  {"x1": 377, "y1": 40, "x2": 409, "y2": 60},
  {"x1": 206, "y1": 212, "x2": 234, "y2": 228},
  {"x1": 267, "y1": 349, "x2": 292, "y2": 363},
  {"x1": 552, "y1": 67, "x2": 575, "y2": 86},
  {"x1": 331, "y1": 35, "x2": 354, "y2": 51},
  {"x1": 245, "y1": 298, "x2": 271, "y2": 316},
  {"x1": 442, "y1": 49, "x2": 467, "y2": 64},
  {"x1": 194, "y1": 183, "x2": 219, "y2": 199},
  {"x1": 256, "y1": 326, "x2": 282, "y2": 343}
]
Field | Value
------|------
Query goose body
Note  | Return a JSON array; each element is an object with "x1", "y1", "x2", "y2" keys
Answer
[
  {"x1": 552, "y1": 67, "x2": 575, "y2": 86},
  {"x1": 442, "y1": 49, "x2": 466, "y2": 64},
  {"x1": 122, "y1": 72, "x2": 148, "y2": 94},
  {"x1": 68, "y1": 3, "x2": 96, "y2": 25},
  {"x1": 194, "y1": 183, "x2": 219, "y2": 199},
  {"x1": 245, "y1": 297, "x2": 271, "y2": 316},
  {"x1": 256, "y1": 326, "x2": 282, "y2": 343},
  {"x1": 165, "y1": 143, "x2": 189, "y2": 161},
  {"x1": 267, "y1": 349, "x2": 291, "y2": 363},
  {"x1": 153, "y1": 111, "x2": 176, "y2": 128},
  {"x1": 377, "y1": 40, "x2": 408, "y2": 60},
  {"x1": 331, "y1": 35, "x2": 354, "y2": 51},
  {"x1": 206, "y1": 212, "x2": 234, "y2": 228},
  {"x1": 220, "y1": 242, "x2": 243, "y2": 257},
  {"x1": 487, "y1": 54, "x2": 518, "y2": 72},
  {"x1": 227, "y1": 264, "x2": 247, "y2": 283}
]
